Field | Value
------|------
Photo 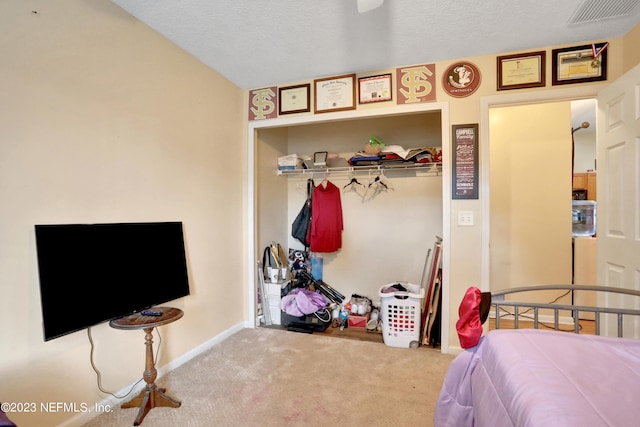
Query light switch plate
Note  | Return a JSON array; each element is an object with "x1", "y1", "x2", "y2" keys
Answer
[{"x1": 458, "y1": 211, "x2": 474, "y2": 226}]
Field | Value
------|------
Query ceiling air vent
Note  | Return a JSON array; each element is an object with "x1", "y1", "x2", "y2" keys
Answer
[{"x1": 569, "y1": 0, "x2": 639, "y2": 24}]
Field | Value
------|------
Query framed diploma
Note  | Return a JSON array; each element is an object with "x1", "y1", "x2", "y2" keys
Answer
[
  {"x1": 552, "y1": 42, "x2": 608, "y2": 85},
  {"x1": 314, "y1": 74, "x2": 356, "y2": 113},
  {"x1": 358, "y1": 73, "x2": 392, "y2": 104},
  {"x1": 497, "y1": 51, "x2": 546, "y2": 91},
  {"x1": 278, "y1": 84, "x2": 310, "y2": 115},
  {"x1": 452, "y1": 124, "x2": 479, "y2": 200}
]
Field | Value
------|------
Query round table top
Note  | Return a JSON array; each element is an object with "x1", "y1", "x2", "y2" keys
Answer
[{"x1": 109, "y1": 307, "x2": 183, "y2": 330}]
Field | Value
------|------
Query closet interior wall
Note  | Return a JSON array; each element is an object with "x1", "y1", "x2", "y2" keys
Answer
[{"x1": 257, "y1": 112, "x2": 444, "y2": 305}]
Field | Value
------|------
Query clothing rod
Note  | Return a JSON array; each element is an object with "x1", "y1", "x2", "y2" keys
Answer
[{"x1": 277, "y1": 162, "x2": 442, "y2": 177}]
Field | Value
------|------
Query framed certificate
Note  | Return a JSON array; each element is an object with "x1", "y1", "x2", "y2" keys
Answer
[
  {"x1": 278, "y1": 84, "x2": 310, "y2": 115},
  {"x1": 497, "y1": 51, "x2": 546, "y2": 91},
  {"x1": 358, "y1": 73, "x2": 392, "y2": 104},
  {"x1": 552, "y1": 42, "x2": 608, "y2": 85},
  {"x1": 314, "y1": 74, "x2": 356, "y2": 113}
]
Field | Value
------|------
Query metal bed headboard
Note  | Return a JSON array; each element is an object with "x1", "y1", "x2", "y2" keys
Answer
[{"x1": 491, "y1": 284, "x2": 640, "y2": 337}]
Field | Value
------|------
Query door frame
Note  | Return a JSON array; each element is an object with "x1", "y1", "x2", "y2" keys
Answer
[
  {"x1": 480, "y1": 84, "x2": 608, "y2": 291},
  {"x1": 247, "y1": 102, "x2": 452, "y2": 347}
]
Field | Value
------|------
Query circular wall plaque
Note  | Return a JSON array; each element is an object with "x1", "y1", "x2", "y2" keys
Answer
[{"x1": 442, "y1": 62, "x2": 481, "y2": 98}]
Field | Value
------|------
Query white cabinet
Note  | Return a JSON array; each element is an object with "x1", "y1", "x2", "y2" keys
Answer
[{"x1": 266, "y1": 280, "x2": 290, "y2": 325}]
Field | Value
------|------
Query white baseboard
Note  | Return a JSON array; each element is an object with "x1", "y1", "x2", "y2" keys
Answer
[
  {"x1": 157, "y1": 321, "x2": 245, "y2": 375},
  {"x1": 59, "y1": 321, "x2": 246, "y2": 427}
]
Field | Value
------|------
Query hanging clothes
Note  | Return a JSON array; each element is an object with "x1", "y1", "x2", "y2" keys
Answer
[{"x1": 310, "y1": 180, "x2": 343, "y2": 253}]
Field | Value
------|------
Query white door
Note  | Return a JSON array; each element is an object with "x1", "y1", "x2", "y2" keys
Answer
[{"x1": 597, "y1": 63, "x2": 640, "y2": 338}]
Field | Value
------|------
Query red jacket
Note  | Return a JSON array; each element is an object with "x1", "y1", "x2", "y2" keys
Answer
[{"x1": 310, "y1": 180, "x2": 343, "y2": 253}]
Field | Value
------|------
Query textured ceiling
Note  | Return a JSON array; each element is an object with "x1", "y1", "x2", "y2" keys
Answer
[{"x1": 111, "y1": 0, "x2": 640, "y2": 90}]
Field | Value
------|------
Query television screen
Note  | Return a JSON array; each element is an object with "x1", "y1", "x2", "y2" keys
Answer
[{"x1": 34, "y1": 221, "x2": 190, "y2": 341}]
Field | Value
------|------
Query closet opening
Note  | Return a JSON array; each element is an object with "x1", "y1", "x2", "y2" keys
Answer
[{"x1": 248, "y1": 103, "x2": 451, "y2": 348}]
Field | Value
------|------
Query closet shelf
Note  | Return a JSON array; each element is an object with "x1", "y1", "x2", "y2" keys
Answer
[{"x1": 277, "y1": 162, "x2": 442, "y2": 177}]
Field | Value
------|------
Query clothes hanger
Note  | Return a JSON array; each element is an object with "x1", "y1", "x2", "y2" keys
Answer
[
  {"x1": 379, "y1": 170, "x2": 392, "y2": 189},
  {"x1": 296, "y1": 178, "x2": 308, "y2": 195},
  {"x1": 321, "y1": 171, "x2": 329, "y2": 188},
  {"x1": 343, "y1": 174, "x2": 364, "y2": 190},
  {"x1": 369, "y1": 174, "x2": 387, "y2": 189}
]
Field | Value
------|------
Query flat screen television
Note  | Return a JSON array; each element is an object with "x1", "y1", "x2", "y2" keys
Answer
[{"x1": 34, "y1": 221, "x2": 190, "y2": 341}]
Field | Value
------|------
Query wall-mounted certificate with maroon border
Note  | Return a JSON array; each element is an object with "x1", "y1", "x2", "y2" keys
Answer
[
  {"x1": 358, "y1": 73, "x2": 392, "y2": 104},
  {"x1": 497, "y1": 51, "x2": 546, "y2": 91}
]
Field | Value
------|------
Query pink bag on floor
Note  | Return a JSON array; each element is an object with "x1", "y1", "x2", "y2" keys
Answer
[{"x1": 280, "y1": 288, "x2": 327, "y2": 316}]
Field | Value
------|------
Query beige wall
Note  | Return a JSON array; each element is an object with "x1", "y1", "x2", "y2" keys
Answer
[
  {"x1": 623, "y1": 23, "x2": 640, "y2": 73},
  {"x1": 489, "y1": 102, "x2": 573, "y2": 292},
  {"x1": 256, "y1": 127, "x2": 290, "y2": 248},
  {"x1": 0, "y1": 1, "x2": 245, "y2": 426}
]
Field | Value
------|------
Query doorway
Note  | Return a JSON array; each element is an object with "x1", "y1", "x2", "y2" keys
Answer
[
  {"x1": 571, "y1": 98, "x2": 597, "y2": 175},
  {"x1": 479, "y1": 87, "x2": 603, "y2": 295}
]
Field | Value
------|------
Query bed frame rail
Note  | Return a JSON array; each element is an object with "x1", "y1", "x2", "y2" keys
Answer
[{"x1": 491, "y1": 285, "x2": 640, "y2": 337}]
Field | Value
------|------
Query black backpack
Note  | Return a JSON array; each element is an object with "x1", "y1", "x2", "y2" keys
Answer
[{"x1": 291, "y1": 178, "x2": 314, "y2": 246}]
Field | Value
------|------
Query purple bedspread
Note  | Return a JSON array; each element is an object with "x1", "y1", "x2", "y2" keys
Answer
[{"x1": 435, "y1": 329, "x2": 640, "y2": 426}]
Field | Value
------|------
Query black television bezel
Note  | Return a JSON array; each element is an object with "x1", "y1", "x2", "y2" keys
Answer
[{"x1": 34, "y1": 221, "x2": 190, "y2": 341}]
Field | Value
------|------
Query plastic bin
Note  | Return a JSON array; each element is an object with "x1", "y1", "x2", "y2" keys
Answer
[
  {"x1": 378, "y1": 282, "x2": 425, "y2": 348},
  {"x1": 572, "y1": 200, "x2": 596, "y2": 237}
]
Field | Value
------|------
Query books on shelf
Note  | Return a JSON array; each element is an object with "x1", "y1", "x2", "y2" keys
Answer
[
  {"x1": 348, "y1": 154, "x2": 381, "y2": 166},
  {"x1": 348, "y1": 145, "x2": 441, "y2": 166},
  {"x1": 381, "y1": 145, "x2": 431, "y2": 160}
]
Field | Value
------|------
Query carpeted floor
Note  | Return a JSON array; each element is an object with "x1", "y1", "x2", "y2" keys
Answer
[{"x1": 84, "y1": 327, "x2": 454, "y2": 427}]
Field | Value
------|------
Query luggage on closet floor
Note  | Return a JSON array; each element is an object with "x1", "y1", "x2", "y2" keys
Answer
[{"x1": 281, "y1": 309, "x2": 331, "y2": 333}]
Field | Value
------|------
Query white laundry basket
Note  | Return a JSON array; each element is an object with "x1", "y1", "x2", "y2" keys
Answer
[{"x1": 379, "y1": 282, "x2": 425, "y2": 348}]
